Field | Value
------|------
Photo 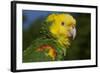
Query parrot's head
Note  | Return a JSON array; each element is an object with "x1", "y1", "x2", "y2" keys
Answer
[{"x1": 43, "y1": 13, "x2": 76, "y2": 47}]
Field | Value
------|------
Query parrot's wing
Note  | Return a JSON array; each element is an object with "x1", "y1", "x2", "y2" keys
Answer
[
  {"x1": 23, "y1": 38, "x2": 64, "y2": 62},
  {"x1": 23, "y1": 47, "x2": 52, "y2": 62}
]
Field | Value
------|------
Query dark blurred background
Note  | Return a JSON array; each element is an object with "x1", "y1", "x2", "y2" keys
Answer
[{"x1": 23, "y1": 10, "x2": 91, "y2": 60}]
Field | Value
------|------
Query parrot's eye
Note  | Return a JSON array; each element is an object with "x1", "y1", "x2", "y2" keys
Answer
[{"x1": 61, "y1": 22, "x2": 65, "y2": 26}]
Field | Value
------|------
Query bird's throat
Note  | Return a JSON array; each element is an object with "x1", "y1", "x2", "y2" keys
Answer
[{"x1": 57, "y1": 37, "x2": 70, "y2": 48}]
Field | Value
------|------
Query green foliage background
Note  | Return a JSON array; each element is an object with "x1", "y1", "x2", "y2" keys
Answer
[{"x1": 23, "y1": 12, "x2": 91, "y2": 60}]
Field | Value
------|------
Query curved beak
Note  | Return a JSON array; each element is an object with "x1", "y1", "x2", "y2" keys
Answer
[{"x1": 70, "y1": 27, "x2": 76, "y2": 40}]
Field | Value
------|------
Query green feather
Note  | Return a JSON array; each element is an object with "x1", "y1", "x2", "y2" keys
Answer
[{"x1": 23, "y1": 37, "x2": 64, "y2": 62}]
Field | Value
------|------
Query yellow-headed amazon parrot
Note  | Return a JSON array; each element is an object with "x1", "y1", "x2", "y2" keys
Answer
[{"x1": 23, "y1": 13, "x2": 76, "y2": 62}]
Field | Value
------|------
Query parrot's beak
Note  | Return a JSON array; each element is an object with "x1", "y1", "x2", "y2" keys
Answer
[
  {"x1": 70, "y1": 27, "x2": 76, "y2": 40},
  {"x1": 71, "y1": 27, "x2": 76, "y2": 40}
]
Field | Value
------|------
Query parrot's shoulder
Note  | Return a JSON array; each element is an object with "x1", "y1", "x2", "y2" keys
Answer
[{"x1": 23, "y1": 37, "x2": 64, "y2": 62}]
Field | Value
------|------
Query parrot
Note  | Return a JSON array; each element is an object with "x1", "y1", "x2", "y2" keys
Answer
[{"x1": 23, "y1": 13, "x2": 76, "y2": 62}]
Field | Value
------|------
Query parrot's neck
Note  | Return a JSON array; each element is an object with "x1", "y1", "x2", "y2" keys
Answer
[
  {"x1": 57, "y1": 37, "x2": 70, "y2": 48},
  {"x1": 46, "y1": 31, "x2": 70, "y2": 48},
  {"x1": 56, "y1": 36, "x2": 70, "y2": 56}
]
